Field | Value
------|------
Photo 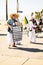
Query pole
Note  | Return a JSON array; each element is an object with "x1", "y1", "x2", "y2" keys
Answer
[
  {"x1": 6, "y1": 0, "x2": 8, "y2": 20},
  {"x1": 16, "y1": 0, "x2": 23, "y2": 13},
  {"x1": 17, "y1": 0, "x2": 19, "y2": 13}
]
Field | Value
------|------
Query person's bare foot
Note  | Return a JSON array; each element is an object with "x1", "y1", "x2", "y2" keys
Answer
[
  {"x1": 12, "y1": 43, "x2": 16, "y2": 47},
  {"x1": 30, "y1": 41, "x2": 33, "y2": 43},
  {"x1": 30, "y1": 41, "x2": 35, "y2": 43},
  {"x1": 8, "y1": 45, "x2": 11, "y2": 49}
]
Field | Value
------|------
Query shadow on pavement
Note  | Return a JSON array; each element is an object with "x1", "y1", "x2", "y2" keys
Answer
[
  {"x1": 0, "y1": 34, "x2": 7, "y2": 36},
  {"x1": 31, "y1": 42, "x2": 43, "y2": 45},
  {"x1": 10, "y1": 47, "x2": 43, "y2": 52},
  {"x1": 36, "y1": 36, "x2": 43, "y2": 38}
]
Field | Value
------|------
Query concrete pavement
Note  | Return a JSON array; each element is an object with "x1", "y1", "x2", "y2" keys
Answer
[
  {"x1": 0, "y1": 32, "x2": 43, "y2": 65},
  {"x1": 0, "y1": 24, "x2": 43, "y2": 65}
]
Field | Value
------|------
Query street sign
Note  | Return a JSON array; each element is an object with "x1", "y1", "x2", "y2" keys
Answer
[{"x1": 17, "y1": 11, "x2": 23, "y2": 13}]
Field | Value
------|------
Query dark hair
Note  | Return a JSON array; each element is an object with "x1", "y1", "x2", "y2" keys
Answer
[
  {"x1": 33, "y1": 19, "x2": 37, "y2": 25},
  {"x1": 40, "y1": 19, "x2": 42, "y2": 21}
]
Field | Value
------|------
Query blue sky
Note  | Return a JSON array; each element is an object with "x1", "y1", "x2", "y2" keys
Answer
[{"x1": 0, "y1": 0, "x2": 43, "y2": 20}]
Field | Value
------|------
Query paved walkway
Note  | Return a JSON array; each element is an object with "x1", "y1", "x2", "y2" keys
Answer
[
  {"x1": 0, "y1": 23, "x2": 43, "y2": 65},
  {"x1": 0, "y1": 32, "x2": 43, "y2": 65}
]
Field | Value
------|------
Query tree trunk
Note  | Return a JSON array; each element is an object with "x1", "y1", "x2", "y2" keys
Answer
[{"x1": 6, "y1": 0, "x2": 8, "y2": 20}]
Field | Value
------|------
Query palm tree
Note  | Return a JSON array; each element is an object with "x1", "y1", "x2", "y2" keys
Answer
[
  {"x1": 35, "y1": 9, "x2": 43, "y2": 19},
  {"x1": 6, "y1": 0, "x2": 8, "y2": 20},
  {"x1": 17, "y1": 0, "x2": 19, "y2": 13}
]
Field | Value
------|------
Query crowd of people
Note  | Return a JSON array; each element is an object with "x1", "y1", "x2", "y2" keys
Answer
[{"x1": 7, "y1": 13, "x2": 43, "y2": 48}]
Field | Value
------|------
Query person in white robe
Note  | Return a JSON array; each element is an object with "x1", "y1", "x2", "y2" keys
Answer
[{"x1": 29, "y1": 19, "x2": 37, "y2": 43}]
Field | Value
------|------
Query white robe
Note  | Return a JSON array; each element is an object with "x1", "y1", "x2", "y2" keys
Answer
[{"x1": 29, "y1": 21, "x2": 36, "y2": 43}]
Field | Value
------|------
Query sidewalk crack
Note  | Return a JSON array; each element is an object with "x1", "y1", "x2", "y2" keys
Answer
[{"x1": 21, "y1": 58, "x2": 30, "y2": 65}]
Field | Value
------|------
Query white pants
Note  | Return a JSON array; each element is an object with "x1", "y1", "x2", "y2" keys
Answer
[
  {"x1": 7, "y1": 32, "x2": 13, "y2": 45},
  {"x1": 29, "y1": 30, "x2": 36, "y2": 43}
]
